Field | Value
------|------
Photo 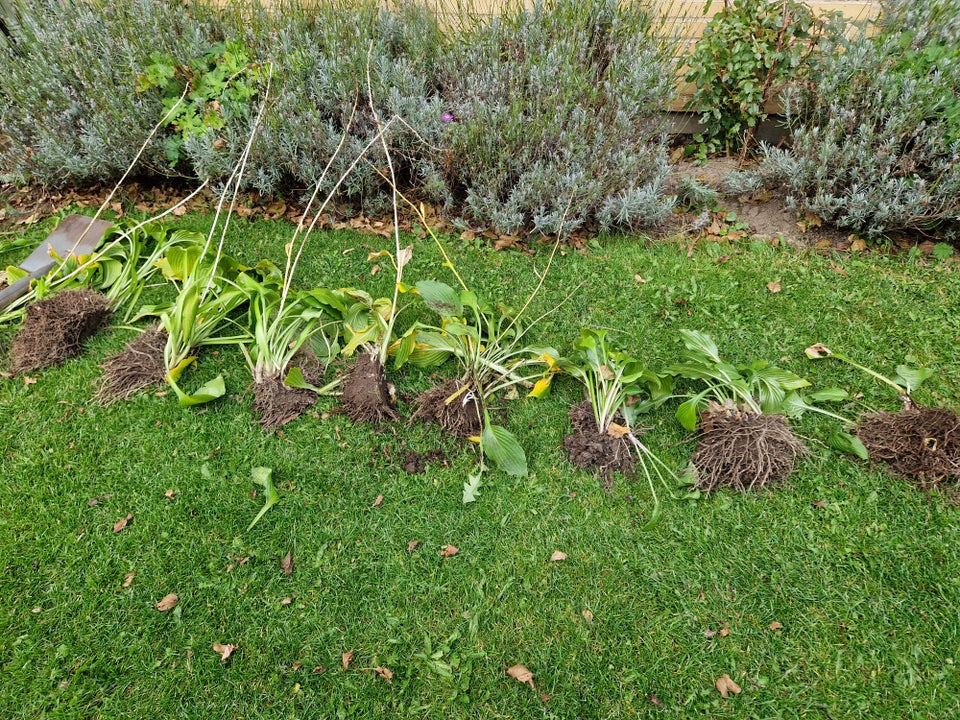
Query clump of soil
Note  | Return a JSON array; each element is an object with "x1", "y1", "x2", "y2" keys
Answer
[
  {"x1": 98, "y1": 325, "x2": 168, "y2": 402},
  {"x1": 8, "y1": 289, "x2": 111, "y2": 372},
  {"x1": 412, "y1": 378, "x2": 483, "y2": 438},
  {"x1": 855, "y1": 406, "x2": 960, "y2": 488},
  {"x1": 402, "y1": 449, "x2": 449, "y2": 474},
  {"x1": 251, "y1": 351, "x2": 326, "y2": 432},
  {"x1": 563, "y1": 400, "x2": 635, "y2": 485},
  {"x1": 692, "y1": 405, "x2": 806, "y2": 493},
  {"x1": 341, "y1": 352, "x2": 397, "y2": 425}
]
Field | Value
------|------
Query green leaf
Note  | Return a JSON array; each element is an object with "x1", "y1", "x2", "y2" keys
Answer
[
  {"x1": 827, "y1": 430, "x2": 869, "y2": 460},
  {"x1": 481, "y1": 424, "x2": 527, "y2": 476},
  {"x1": 893, "y1": 365, "x2": 934, "y2": 393},
  {"x1": 809, "y1": 387, "x2": 850, "y2": 402},
  {"x1": 174, "y1": 374, "x2": 226, "y2": 407},
  {"x1": 283, "y1": 366, "x2": 324, "y2": 393},
  {"x1": 462, "y1": 472, "x2": 483, "y2": 504},
  {"x1": 676, "y1": 398, "x2": 701, "y2": 431},
  {"x1": 416, "y1": 280, "x2": 463, "y2": 318},
  {"x1": 247, "y1": 466, "x2": 280, "y2": 531}
]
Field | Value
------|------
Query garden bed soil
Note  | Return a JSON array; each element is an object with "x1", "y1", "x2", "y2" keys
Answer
[
  {"x1": 8, "y1": 288, "x2": 111, "y2": 372},
  {"x1": 856, "y1": 406, "x2": 960, "y2": 488},
  {"x1": 412, "y1": 378, "x2": 482, "y2": 438},
  {"x1": 563, "y1": 400, "x2": 635, "y2": 485},
  {"x1": 691, "y1": 405, "x2": 806, "y2": 493},
  {"x1": 98, "y1": 325, "x2": 168, "y2": 402},
  {"x1": 341, "y1": 352, "x2": 397, "y2": 425}
]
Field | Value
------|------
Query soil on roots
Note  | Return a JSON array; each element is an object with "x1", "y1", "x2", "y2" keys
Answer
[
  {"x1": 341, "y1": 352, "x2": 397, "y2": 425},
  {"x1": 413, "y1": 378, "x2": 482, "y2": 438},
  {"x1": 98, "y1": 326, "x2": 167, "y2": 402},
  {"x1": 8, "y1": 289, "x2": 111, "y2": 372},
  {"x1": 251, "y1": 351, "x2": 326, "y2": 432},
  {"x1": 856, "y1": 406, "x2": 960, "y2": 488},
  {"x1": 563, "y1": 400, "x2": 635, "y2": 485},
  {"x1": 692, "y1": 411, "x2": 806, "y2": 493}
]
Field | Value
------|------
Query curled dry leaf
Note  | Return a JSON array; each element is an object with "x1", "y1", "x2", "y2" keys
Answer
[
  {"x1": 606, "y1": 422, "x2": 630, "y2": 439},
  {"x1": 549, "y1": 551, "x2": 567, "y2": 562},
  {"x1": 213, "y1": 643, "x2": 236, "y2": 661},
  {"x1": 647, "y1": 694, "x2": 665, "y2": 707},
  {"x1": 507, "y1": 664, "x2": 536, "y2": 690},
  {"x1": 122, "y1": 572, "x2": 136, "y2": 588},
  {"x1": 372, "y1": 494, "x2": 384, "y2": 508},
  {"x1": 280, "y1": 547, "x2": 294, "y2": 577},
  {"x1": 156, "y1": 593, "x2": 179, "y2": 612},
  {"x1": 581, "y1": 609, "x2": 594, "y2": 623},
  {"x1": 406, "y1": 540, "x2": 420, "y2": 552},
  {"x1": 113, "y1": 514, "x2": 133, "y2": 533},
  {"x1": 441, "y1": 545, "x2": 459, "y2": 557},
  {"x1": 23, "y1": 375, "x2": 38, "y2": 386},
  {"x1": 342, "y1": 651, "x2": 354, "y2": 670},
  {"x1": 715, "y1": 674, "x2": 742, "y2": 698},
  {"x1": 766, "y1": 281, "x2": 781, "y2": 294},
  {"x1": 374, "y1": 666, "x2": 393, "y2": 684},
  {"x1": 164, "y1": 489, "x2": 175, "y2": 500},
  {"x1": 769, "y1": 621, "x2": 783, "y2": 631},
  {"x1": 804, "y1": 343, "x2": 832, "y2": 359}
]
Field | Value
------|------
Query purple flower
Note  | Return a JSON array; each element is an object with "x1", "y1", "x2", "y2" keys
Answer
[{"x1": 441, "y1": 112, "x2": 457, "y2": 123}]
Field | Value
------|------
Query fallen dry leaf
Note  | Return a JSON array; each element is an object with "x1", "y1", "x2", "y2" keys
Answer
[
  {"x1": 766, "y1": 281, "x2": 781, "y2": 294},
  {"x1": 634, "y1": 274, "x2": 647, "y2": 283},
  {"x1": 441, "y1": 545, "x2": 459, "y2": 557},
  {"x1": 0, "y1": 370, "x2": 14, "y2": 379},
  {"x1": 372, "y1": 494, "x2": 384, "y2": 508},
  {"x1": 606, "y1": 422, "x2": 630, "y2": 439},
  {"x1": 164, "y1": 489, "x2": 175, "y2": 500},
  {"x1": 581, "y1": 609, "x2": 594, "y2": 623},
  {"x1": 715, "y1": 674, "x2": 742, "y2": 698},
  {"x1": 342, "y1": 651, "x2": 354, "y2": 670},
  {"x1": 374, "y1": 666, "x2": 393, "y2": 683},
  {"x1": 850, "y1": 237, "x2": 868, "y2": 252},
  {"x1": 549, "y1": 551, "x2": 567, "y2": 562},
  {"x1": 23, "y1": 375, "x2": 38, "y2": 386},
  {"x1": 280, "y1": 547, "x2": 294, "y2": 577},
  {"x1": 281, "y1": 596, "x2": 293, "y2": 606},
  {"x1": 122, "y1": 572, "x2": 136, "y2": 588},
  {"x1": 507, "y1": 664, "x2": 536, "y2": 690},
  {"x1": 812, "y1": 499, "x2": 827, "y2": 509},
  {"x1": 156, "y1": 593, "x2": 179, "y2": 612},
  {"x1": 113, "y1": 514, "x2": 133, "y2": 533},
  {"x1": 213, "y1": 642, "x2": 236, "y2": 661},
  {"x1": 646, "y1": 694, "x2": 665, "y2": 707},
  {"x1": 769, "y1": 621, "x2": 783, "y2": 631},
  {"x1": 406, "y1": 540, "x2": 420, "y2": 552}
]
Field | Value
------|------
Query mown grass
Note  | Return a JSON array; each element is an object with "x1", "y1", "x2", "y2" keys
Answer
[{"x1": 2, "y1": 212, "x2": 960, "y2": 718}]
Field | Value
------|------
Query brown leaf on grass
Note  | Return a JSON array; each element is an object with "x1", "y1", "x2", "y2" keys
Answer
[
  {"x1": 406, "y1": 540, "x2": 420, "y2": 552},
  {"x1": 812, "y1": 499, "x2": 827, "y2": 509},
  {"x1": 0, "y1": 370, "x2": 14, "y2": 379},
  {"x1": 23, "y1": 375, "x2": 38, "y2": 386},
  {"x1": 850, "y1": 237, "x2": 868, "y2": 252},
  {"x1": 342, "y1": 651, "x2": 354, "y2": 670},
  {"x1": 122, "y1": 572, "x2": 136, "y2": 588},
  {"x1": 769, "y1": 621, "x2": 783, "y2": 631},
  {"x1": 164, "y1": 489, "x2": 175, "y2": 500},
  {"x1": 156, "y1": 593, "x2": 179, "y2": 612},
  {"x1": 372, "y1": 494, "x2": 384, "y2": 508},
  {"x1": 581, "y1": 609, "x2": 594, "y2": 623},
  {"x1": 715, "y1": 674, "x2": 742, "y2": 698},
  {"x1": 507, "y1": 664, "x2": 536, "y2": 689},
  {"x1": 647, "y1": 694, "x2": 665, "y2": 707},
  {"x1": 766, "y1": 281, "x2": 781, "y2": 294},
  {"x1": 280, "y1": 547, "x2": 294, "y2": 577},
  {"x1": 374, "y1": 666, "x2": 393, "y2": 683},
  {"x1": 113, "y1": 514, "x2": 133, "y2": 533},
  {"x1": 441, "y1": 545, "x2": 459, "y2": 557},
  {"x1": 549, "y1": 551, "x2": 567, "y2": 562},
  {"x1": 213, "y1": 643, "x2": 236, "y2": 661}
]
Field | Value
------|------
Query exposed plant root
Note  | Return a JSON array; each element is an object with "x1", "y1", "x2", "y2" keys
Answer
[
  {"x1": 252, "y1": 375, "x2": 316, "y2": 432},
  {"x1": 856, "y1": 406, "x2": 960, "y2": 488},
  {"x1": 412, "y1": 378, "x2": 482, "y2": 438},
  {"x1": 692, "y1": 410, "x2": 806, "y2": 493},
  {"x1": 97, "y1": 325, "x2": 168, "y2": 402},
  {"x1": 341, "y1": 352, "x2": 397, "y2": 425},
  {"x1": 563, "y1": 400, "x2": 635, "y2": 485},
  {"x1": 9, "y1": 289, "x2": 111, "y2": 372}
]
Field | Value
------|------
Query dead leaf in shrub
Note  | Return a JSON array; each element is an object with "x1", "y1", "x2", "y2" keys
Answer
[
  {"x1": 766, "y1": 281, "x2": 781, "y2": 294},
  {"x1": 122, "y1": 572, "x2": 136, "y2": 588},
  {"x1": 372, "y1": 494, "x2": 384, "y2": 508},
  {"x1": 507, "y1": 664, "x2": 536, "y2": 689},
  {"x1": 280, "y1": 547, "x2": 294, "y2": 576},
  {"x1": 549, "y1": 551, "x2": 567, "y2": 562},
  {"x1": 715, "y1": 674, "x2": 742, "y2": 698},
  {"x1": 113, "y1": 514, "x2": 133, "y2": 533},
  {"x1": 850, "y1": 237, "x2": 868, "y2": 252},
  {"x1": 374, "y1": 666, "x2": 393, "y2": 683},
  {"x1": 342, "y1": 651, "x2": 354, "y2": 670},
  {"x1": 441, "y1": 545, "x2": 459, "y2": 557},
  {"x1": 213, "y1": 643, "x2": 236, "y2": 661},
  {"x1": 769, "y1": 621, "x2": 783, "y2": 631},
  {"x1": 156, "y1": 593, "x2": 179, "y2": 612}
]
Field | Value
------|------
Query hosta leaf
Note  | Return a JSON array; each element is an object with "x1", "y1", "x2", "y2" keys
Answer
[
  {"x1": 679, "y1": 329, "x2": 721, "y2": 363},
  {"x1": 416, "y1": 280, "x2": 462, "y2": 317},
  {"x1": 527, "y1": 376, "x2": 553, "y2": 399},
  {"x1": 809, "y1": 387, "x2": 850, "y2": 402},
  {"x1": 481, "y1": 424, "x2": 527, "y2": 476},
  {"x1": 827, "y1": 430, "x2": 869, "y2": 460},
  {"x1": 247, "y1": 466, "x2": 280, "y2": 531},
  {"x1": 893, "y1": 365, "x2": 934, "y2": 393},
  {"x1": 175, "y1": 374, "x2": 226, "y2": 407},
  {"x1": 676, "y1": 397, "x2": 701, "y2": 432}
]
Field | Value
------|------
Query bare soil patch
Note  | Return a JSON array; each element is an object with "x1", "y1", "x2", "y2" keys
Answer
[
  {"x1": 401, "y1": 449, "x2": 449, "y2": 474},
  {"x1": 856, "y1": 406, "x2": 960, "y2": 488},
  {"x1": 8, "y1": 289, "x2": 110, "y2": 372}
]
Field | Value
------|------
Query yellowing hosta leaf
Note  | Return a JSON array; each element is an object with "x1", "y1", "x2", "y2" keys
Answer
[{"x1": 528, "y1": 376, "x2": 553, "y2": 399}]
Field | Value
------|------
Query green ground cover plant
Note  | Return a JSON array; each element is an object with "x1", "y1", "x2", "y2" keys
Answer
[{"x1": 2, "y1": 211, "x2": 959, "y2": 717}]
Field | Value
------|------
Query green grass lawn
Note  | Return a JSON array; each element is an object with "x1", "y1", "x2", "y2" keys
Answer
[{"x1": 2, "y1": 213, "x2": 960, "y2": 718}]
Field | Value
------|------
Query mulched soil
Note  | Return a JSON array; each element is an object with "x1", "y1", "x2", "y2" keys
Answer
[
  {"x1": 341, "y1": 352, "x2": 398, "y2": 425},
  {"x1": 855, "y1": 406, "x2": 960, "y2": 488},
  {"x1": 97, "y1": 325, "x2": 168, "y2": 402},
  {"x1": 691, "y1": 407, "x2": 806, "y2": 493},
  {"x1": 8, "y1": 288, "x2": 111, "y2": 372},
  {"x1": 562, "y1": 400, "x2": 635, "y2": 486},
  {"x1": 412, "y1": 378, "x2": 483, "y2": 438}
]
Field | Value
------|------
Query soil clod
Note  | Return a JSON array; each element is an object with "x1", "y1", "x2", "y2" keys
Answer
[
  {"x1": 855, "y1": 406, "x2": 960, "y2": 488},
  {"x1": 341, "y1": 352, "x2": 397, "y2": 425},
  {"x1": 251, "y1": 351, "x2": 326, "y2": 432},
  {"x1": 412, "y1": 379, "x2": 482, "y2": 437},
  {"x1": 563, "y1": 401, "x2": 635, "y2": 485},
  {"x1": 402, "y1": 449, "x2": 448, "y2": 474},
  {"x1": 692, "y1": 407, "x2": 805, "y2": 493},
  {"x1": 98, "y1": 325, "x2": 167, "y2": 402},
  {"x1": 8, "y1": 289, "x2": 111, "y2": 372}
]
